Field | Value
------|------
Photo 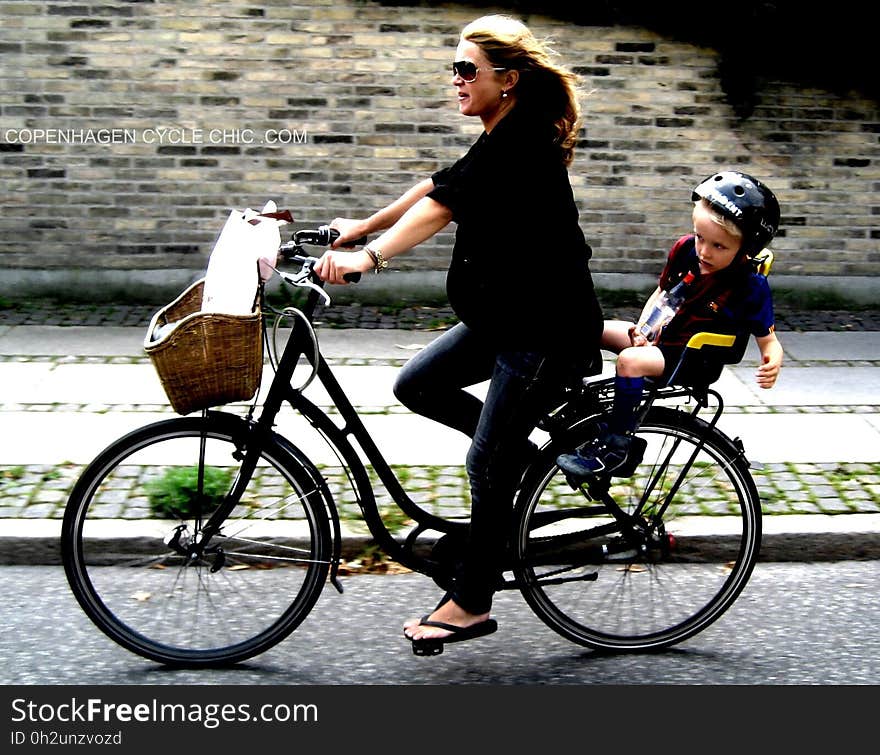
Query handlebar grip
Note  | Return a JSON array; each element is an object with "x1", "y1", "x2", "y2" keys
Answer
[
  {"x1": 290, "y1": 225, "x2": 368, "y2": 248},
  {"x1": 318, "y1": 225, "x2": 367, "y2": 283},
  {"x1": 281, "y1": 227, "x2": 364, "y2": 283},
  {"x1": 325, "y1": 227, "x2": 363, "y2": 283},
  {"x1": 324, "y1": 226, "x2": 368, "y2": 249}
]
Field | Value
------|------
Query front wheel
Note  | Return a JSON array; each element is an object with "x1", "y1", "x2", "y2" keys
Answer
[
  {"x1": 513, "y1": 407, "x2": 761, "y2": 652},
  {"x1": 61, "y1": 413, "x2": 332, "y2": 666}
]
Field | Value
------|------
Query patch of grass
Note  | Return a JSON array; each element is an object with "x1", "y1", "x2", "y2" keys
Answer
[
  {"x1": 1, "y1": 466, "x2": 27, "y2": 483},
  {"x1": 391, "y1": 465, "x2": 411, "y2": 486},
  {"x1": 145, "y1": 466, "x2": 233, "y2": 519},
  {"x1": 378, "y1": 304, "x2": 407, "y2": 316},
  {"x1": 379, "y1": 505, "x2": 413, "y2": 533},
  {"x1": 423, "y1": 314, "x2": 459, "y2": 330}
]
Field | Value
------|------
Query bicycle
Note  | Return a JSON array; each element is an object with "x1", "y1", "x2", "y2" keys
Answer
[{"x1": 61, "y1": 226, "x2": 762, "y2": 665}]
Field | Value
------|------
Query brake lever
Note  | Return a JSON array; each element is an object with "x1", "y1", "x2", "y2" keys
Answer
[{"x1": 278, "y1": 261, "x2": 332, "y2": 306}]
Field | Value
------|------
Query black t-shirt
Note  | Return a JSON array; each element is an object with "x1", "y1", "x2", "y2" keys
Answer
[{"x1": 428, "y1": 106, "x2": 602, "y2": 355}]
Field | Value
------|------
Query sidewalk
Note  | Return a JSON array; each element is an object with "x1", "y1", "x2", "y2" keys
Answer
[{"x1": 1, "y1": 304, "x2": 879, "y2": 564}]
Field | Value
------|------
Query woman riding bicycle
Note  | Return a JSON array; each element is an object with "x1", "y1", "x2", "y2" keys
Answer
[{"x1": 314, "y1": 14, "x2": 603, "y2": 653}]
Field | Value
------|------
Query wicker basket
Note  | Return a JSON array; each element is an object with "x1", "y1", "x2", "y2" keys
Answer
[{"x1": 144, "y1": 278, "x2": 263, "y2": 415}]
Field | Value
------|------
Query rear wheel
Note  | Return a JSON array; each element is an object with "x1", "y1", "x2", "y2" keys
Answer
[
  {"x1": 514, "y1": 407, "x2": 761, "y2": 651},
  {"x1": 61, "y1": 414, "x2": 332, "y2": 666}
]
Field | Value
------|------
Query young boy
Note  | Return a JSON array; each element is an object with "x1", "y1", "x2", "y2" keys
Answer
[{"x1": 557, "y1": 170, "x2": 784, "y2": 480}]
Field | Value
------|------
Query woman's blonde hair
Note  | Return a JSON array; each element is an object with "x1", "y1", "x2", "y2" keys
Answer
[{"x1": 462, "y1": 15, "x2": 581, "y2": 166}]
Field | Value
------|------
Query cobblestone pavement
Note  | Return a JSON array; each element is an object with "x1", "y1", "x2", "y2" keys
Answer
[
  {"x1": 3, "y1": 300, "x2": 880, "y2": 332},
  {"x1": 2, "y1": 460, "x2": 879, "y2": 524}
]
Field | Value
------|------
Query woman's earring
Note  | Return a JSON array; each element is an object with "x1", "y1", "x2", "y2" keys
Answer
[{"x1": 501, "y1": 91, "x2": 508, "y2": 99}]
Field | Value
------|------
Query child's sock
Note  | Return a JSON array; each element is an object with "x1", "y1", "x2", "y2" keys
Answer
[{"x1": 609, "y1": 375, "x2": 644, "y2": 434}]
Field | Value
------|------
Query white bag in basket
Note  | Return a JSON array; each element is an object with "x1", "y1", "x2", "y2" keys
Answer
[{"x1": 201, "y1": 200, "x2": 291, "y2": 314}]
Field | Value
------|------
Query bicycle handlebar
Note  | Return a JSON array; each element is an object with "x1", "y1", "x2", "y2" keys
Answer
[
  {"x1": 296, "y1": 225, "x2": 368, "y2": 249},
  {"x1": 278, "y1": 225, "x2": 366, "y2": 283}
]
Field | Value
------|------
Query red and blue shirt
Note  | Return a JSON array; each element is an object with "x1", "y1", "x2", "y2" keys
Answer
[{"x1": 656, "y1": 235, "x2": 775, "y2": 349}]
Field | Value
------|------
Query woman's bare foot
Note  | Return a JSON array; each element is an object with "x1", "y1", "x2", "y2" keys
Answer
[{"x1": 403, "y1": 598, "x2": 491, "y2": 641}]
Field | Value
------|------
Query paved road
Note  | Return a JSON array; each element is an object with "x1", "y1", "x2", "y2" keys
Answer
[{"x1": 2, "y1": 562, "x2": 878, "y2": 685}]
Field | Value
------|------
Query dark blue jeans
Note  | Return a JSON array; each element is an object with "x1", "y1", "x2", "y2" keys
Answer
[{"x1": 393, "y1": 322, "x2": 586, "y2": 614}]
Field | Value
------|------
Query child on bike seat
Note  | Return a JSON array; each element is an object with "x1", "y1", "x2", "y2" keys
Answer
[{"x1": 557, "y1": 170, "x2": 784, "y2": 481}]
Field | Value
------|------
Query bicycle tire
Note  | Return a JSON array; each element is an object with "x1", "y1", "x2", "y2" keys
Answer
[
  {"x1": 61, "y1": 413, "x2": 332, "y2": 666},
  {"x1": 513, "y1": 406, "x2": 761, "y2": 652}
]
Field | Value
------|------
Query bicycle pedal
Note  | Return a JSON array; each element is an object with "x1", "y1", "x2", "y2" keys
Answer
[{"x1": 412, "y1": 638, "x2": 444, "y2": 656}]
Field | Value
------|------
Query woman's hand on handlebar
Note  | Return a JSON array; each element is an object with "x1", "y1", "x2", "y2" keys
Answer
[
  {"x1": 328, "y1": 218, "x2": 370, "y2": 249},
  {"x1": 314, "y1": 248, "x2": 374, "y2": 285}
]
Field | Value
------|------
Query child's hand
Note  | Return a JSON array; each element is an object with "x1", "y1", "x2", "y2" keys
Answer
[
  {"x1": 627, "y1": 325, "x2": 649, "y2": 348},
  {"x1": 755, "y1": 353, "x2": 781, "y2": 389}
]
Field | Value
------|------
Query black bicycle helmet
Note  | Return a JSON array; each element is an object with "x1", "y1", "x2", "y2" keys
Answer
[{"x1": 692, "y1": 171, "x2": 780, "y2": 255}]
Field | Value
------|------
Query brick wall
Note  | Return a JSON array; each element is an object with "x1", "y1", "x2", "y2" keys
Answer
[{"x1": 1, "y1": 1, "x2": 877, "y2": 303}]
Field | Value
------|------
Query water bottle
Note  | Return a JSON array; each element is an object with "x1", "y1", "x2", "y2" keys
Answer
[{"x1": 636, "y1": 271, "x2": 695, "y2": 343}]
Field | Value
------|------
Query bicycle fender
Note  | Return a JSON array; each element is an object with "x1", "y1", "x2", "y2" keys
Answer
[
  {"x1": 204, "y1": 411, "x2": 345, "y2": 593},
  {"x1": 270, "y1": 431, "x2": 345, "y2": 594}
]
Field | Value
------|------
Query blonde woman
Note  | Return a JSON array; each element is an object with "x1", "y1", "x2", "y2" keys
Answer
[{"x1": 315, "y1": 15, "x2": 603, "y2": 654}]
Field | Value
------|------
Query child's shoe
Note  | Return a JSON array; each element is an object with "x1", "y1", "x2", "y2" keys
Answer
[{"x1": 556, "y1": 432, "x2": 645, "y2": 481}]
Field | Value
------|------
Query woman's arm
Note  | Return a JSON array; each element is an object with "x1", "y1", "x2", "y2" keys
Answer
[
  {"x1": 315, "y1": 196, "x2": 453, "y2": 284},
  {"x1": 329, "y1": 178, "x2": 436, "y2": 247}
]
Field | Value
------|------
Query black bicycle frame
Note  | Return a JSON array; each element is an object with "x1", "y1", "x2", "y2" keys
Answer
[{"x1": 199, "y1": 273, "x2": 461, "y2": 581}]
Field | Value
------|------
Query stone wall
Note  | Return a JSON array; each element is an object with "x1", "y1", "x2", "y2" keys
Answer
[{"x1": 1, "y1": 0, "x2": 877, "y2": 303}]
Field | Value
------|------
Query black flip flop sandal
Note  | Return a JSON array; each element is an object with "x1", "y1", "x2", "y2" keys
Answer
[{"x1": 409, "y1": 617, "x2": 498, "y2": 656}]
